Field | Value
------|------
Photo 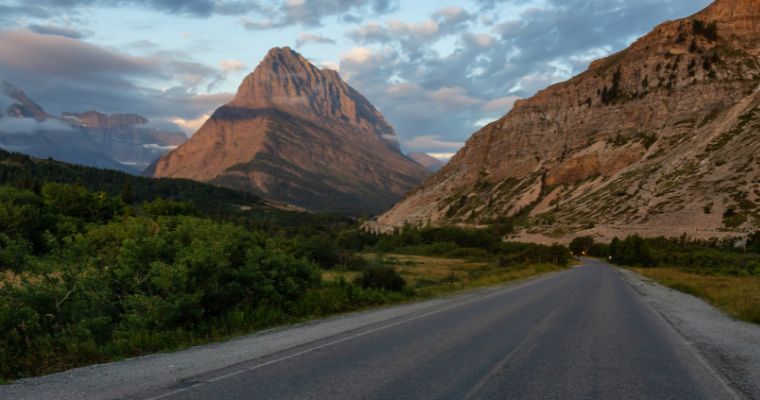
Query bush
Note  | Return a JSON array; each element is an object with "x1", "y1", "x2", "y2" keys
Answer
[
  {"x1": 142, "y1": 198, "x2": 196, "y2": 217},
  {"x1": 354, "y1": 266, "x2": 406, "y2": 292}
]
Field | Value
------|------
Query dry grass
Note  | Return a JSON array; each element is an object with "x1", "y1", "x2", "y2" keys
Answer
[
  {"x1": 344, "y1": 253, "x2": 565, "y2": 297},
  {"x1": 634, "y1": 268, "x2": 760, "y2": 324}
]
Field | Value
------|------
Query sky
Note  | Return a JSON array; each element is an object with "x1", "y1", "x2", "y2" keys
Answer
[{"x1": 0, "y1": 0, "x2": 712, "y2": 159}]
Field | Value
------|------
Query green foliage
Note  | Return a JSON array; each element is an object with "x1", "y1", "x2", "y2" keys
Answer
[
  {"x1": 569, "y1": 236, "x2": 595, "y2": 255},
  {"x1": 42, "y1": 183, "x2": 124, "y2": 223},
  {"x1": 748, "y1": 232, "x2": 760, "y2": 254},
  {"x1": 692, "y1": 19, "x2": 718, "y2": 41},
  {"x1": 141, "y1": 198, "x2": 196, "y2": 217},
  {"x1": 601, "y1": 68, "x2": 623, "y2": 104},
  {"x1": 497, "y1": 243, "x2": 570, "y2": 267},
  {"x1": 0, "y1": 148, "x2": 260, "y2": 214},
  {"x1": 0, "y1": 215, "x2": 322, "y2": 379},
  {"x1": 608, "y1": 235, "x2": 760, "y2": 276},
  {"x1": 354, "y1": 264, "x2": 406, "y2": 292}
]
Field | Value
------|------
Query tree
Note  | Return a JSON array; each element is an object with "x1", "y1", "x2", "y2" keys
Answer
[
  {"x1": 748, "y1": 232, "x2": 760, "y2": 254},
  {"x1": 569, "y1": 236, "x2": 595, "y2": 256}
]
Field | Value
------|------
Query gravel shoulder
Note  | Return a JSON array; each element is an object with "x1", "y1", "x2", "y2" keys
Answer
[{"x1": 620, "y1": 268, "x2": 760, "y2": 399}]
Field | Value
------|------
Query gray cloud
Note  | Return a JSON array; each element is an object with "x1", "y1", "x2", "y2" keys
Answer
[
  {"x1": 241, "y1": 0, "x2": 399, "y2": 31},
  {"x1": 295, "y1": 33, "x2": 336, "y2": 48},
  {"x1": 0, "y1": 30, "x2": 233, "y2": 133},
  {"x1": 340, "y1": 0, "x2": 712, "y2": 154},
  {"x1": 28, "y1": 23, "x2": 92, "y2": 39}
]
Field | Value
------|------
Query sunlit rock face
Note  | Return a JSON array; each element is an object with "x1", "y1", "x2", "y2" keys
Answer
[
  {"x1": 377, "y1": 0, "x2": 760, "y2": 241},
  {"x1": 152, "y1": 47, "x2": 429, "y2": 214}
]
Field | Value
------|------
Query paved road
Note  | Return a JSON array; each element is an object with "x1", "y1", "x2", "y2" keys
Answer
[{"x1": 139, "y1": 259, "x2": 740, "y2": 400}]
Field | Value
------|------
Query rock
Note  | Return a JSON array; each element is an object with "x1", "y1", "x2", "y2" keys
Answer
[
  {"x1": 377, "y1": 0, "x2": 760, "y2": 241},
  {"x1": 153, "y1": 47, "x2": 430, "y2": 214}
]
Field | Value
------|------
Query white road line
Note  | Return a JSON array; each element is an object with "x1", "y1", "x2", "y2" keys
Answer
[{"x1": 143, "y1": 269, "x2": 566, "y2": 400}]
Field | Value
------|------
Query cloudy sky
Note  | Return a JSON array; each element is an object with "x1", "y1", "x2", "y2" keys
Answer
[{"x1": 0, "y1": 0, "x2": 711, "y2": 159}]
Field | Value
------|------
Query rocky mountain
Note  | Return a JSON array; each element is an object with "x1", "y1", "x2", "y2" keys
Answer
[
  {"x1": 376, "y1": 0, "x2": 760, "y2": 241},
  {"x1": 152, "y1": 47, "x2": 429, "y2": 214},
  {"x1": 0, "y1": 81, "x2": 186, "y2": 174},
  {"x1": 1, "y1": 81, "x2": 52, "y2": 121},
  {"x1": 409, "y1": 152, "x2": 446, "y2": 172},
  {"x1": 63, "y1": 111, "x2": 187, "y2": 171}
]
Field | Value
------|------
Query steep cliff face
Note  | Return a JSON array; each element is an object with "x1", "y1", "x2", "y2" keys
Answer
[
  {"x1": 377, "y1": 0, "x2": 760, "y2": 240},
  {"x1": 153, "y1": 47, "x2": 429, "y2": 214}
]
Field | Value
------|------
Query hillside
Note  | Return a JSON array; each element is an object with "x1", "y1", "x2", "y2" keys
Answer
[
  {"x1": 376, "y1": 0, "x2": 760, "y2": 242},
  {"x1": 0, "y1": 148, "x2": 262, "y2": 214}
]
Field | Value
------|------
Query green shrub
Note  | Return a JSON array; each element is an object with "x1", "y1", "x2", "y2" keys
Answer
[{"x1": 354, "y1": 266, "x2": 406, "y2": 292}]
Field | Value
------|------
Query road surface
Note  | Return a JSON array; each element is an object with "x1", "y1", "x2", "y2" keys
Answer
[{"x1": 136, "y1": 258, "x2": 740, "y2": 400}]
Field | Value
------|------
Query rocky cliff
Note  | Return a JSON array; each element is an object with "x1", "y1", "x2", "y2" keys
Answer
[
  {"x1": 152, "y1": 47, "x2": 429, "y2": 214},
  {"x1": 377, "y1": 0, "x2": 760, "y2": 241}
]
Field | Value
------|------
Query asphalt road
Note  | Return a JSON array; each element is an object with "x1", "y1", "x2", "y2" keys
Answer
[{"x1": 139, "y1": 258, "x2": 740, "y2": 400}]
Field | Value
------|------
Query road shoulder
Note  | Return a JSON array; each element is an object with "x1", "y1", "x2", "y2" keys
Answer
[{"x1": 620, "y1": 268, "x2": 760, "y2": 399}]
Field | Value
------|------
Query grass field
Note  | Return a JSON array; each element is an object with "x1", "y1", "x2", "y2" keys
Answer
[
  {"x1": 324, "y1": 253, "x2": 566, "y2": 298},
  {"x1": 633, "y1": 268, "x2": 760, "y2": 324}
]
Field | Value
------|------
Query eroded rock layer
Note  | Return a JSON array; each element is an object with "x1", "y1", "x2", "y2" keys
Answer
[{"x1": 377, "y1": 0, "x2": 760, "y2": 241}]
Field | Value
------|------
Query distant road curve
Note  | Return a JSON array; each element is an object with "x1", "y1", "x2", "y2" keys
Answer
[{"x1": 4, "y1": 259, "x2": 759, "y2": 400}]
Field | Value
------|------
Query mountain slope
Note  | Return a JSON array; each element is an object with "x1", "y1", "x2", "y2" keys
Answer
[
  {"x1": 152, "y1": 47, "x2": 429, "y2": 214},
  {"x1": 409, "y1": 152, "x2": 446, "y2": 172},
  {"x1": 376, "y1": 0, "x2": 760, "y2": 241}
]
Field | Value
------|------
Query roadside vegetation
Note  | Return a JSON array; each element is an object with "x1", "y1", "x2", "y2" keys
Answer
[
  {"x1": 0, "y1": 175, "x2": 570, "y2": 381},
  {"x1": 573, "y1": 234, "x2": 760, "y2": 323}
]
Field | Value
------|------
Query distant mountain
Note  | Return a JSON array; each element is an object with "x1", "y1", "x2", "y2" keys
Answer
[
  {"x1": 409, "y1": 152, "x2": 446, "y2": 172},
  {"x1": 152, "y1": 47, "x2": 430, "y2": 214},
  {"x1": 63, "y1": 111, "x2": 187, "y2": 171},
  {"x1": 0, "y1": 81, "x2": 186, "y2": 174},
  {"x1": 376, "y1": 0, "x2": 760, "y2": 241}
]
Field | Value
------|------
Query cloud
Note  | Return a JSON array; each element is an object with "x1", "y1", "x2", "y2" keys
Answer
[
  {"x1": 0, "y1": 30, "x2": 233, "y2": 132},
  {"x1": 27, "y1": 24, "x2": 92, "y2": 39},
  {"x1": 170, "y1": 113, "x2": 211, "y2": 133},
  {"x1": 403, "y1": 135, "x2": 464, "y2": 152},
  {"x1": 295, "y1": 33, "x2": 336, "y2": 48},
  {"x1": 241, "y1": 0, "x2": 399, "y2": 31},
  {"x1": 142, "y1": 143, "x2": 179, "y2": 151},
  {"x1": 428, "y1": 152, "x2": 455, "y2": 161},
  {"x1": 0, "y1": 116, "x2": 73, "y2": 134},
  {"x1": 347, "y1": 5, "x2": 473, "y2": 54}
]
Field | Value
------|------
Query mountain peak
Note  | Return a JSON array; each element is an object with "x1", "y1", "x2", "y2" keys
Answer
[
  {"x1": 153, "y1": 47, "x2": 429, "y2": 213},
  {"x1": 0, "y1": 80, "x2": 50, "y2": 121},
  {"x1": 232, "y1": 46, "x2": 401, "y2": 151}
]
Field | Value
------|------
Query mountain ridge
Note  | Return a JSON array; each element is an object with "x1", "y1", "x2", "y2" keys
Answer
[{"x1": 375, "y1": 0, "x2": 760, "y2": 241}]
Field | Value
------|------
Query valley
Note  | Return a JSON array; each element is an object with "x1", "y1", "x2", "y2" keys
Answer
[{"x1": 0, "y1": 0, "x2": 759, "y2": 398}]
